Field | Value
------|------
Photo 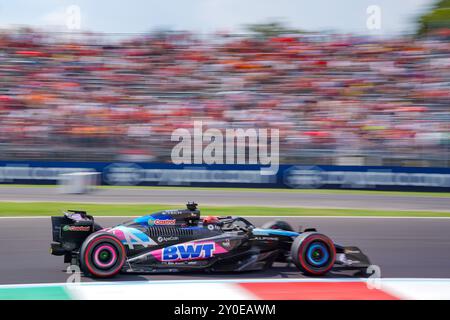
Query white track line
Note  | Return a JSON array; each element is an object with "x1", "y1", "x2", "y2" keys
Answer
[
  {"x1": 68, "y1": 282, "x2": 256, "y2": 300},
  {"x1": 2, "y1": 278, "x2": 450, "y2": 289},
  {"x1": 3, "y1": 278, "x2": 450, "y2": 300}
]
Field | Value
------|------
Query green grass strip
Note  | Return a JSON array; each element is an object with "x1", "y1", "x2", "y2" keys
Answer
[{"x1": 0, "y1": 202, "x2": 449, "y2": 217}]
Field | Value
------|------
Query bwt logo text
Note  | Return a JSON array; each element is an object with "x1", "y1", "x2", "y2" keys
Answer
[
  {"x1": 171, "y1": 121, "x2": 279, "y2": 175},
  {"x1": 162, "y1": 243, "x2": 216, "y2": 261}
]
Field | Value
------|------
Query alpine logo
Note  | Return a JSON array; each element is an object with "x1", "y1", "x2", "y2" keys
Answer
[
  {"x1": 148, "y1": 219, "x2": 176, "y2": 226},
  {"x1": 162, "y1": 242, "x2": 215, "y2": 261}
]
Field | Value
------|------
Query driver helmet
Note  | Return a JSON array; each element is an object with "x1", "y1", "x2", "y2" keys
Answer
[{"x1": 203, "y1": 216, "x2": 219, "y2": 225}]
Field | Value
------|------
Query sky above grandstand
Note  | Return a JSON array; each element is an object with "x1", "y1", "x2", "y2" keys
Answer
[{"x1": 0, "y1": 0, "x2": 435, "y2": 36}]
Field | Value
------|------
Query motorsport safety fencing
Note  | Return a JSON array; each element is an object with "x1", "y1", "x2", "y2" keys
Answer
[{"x1": 0, "y1": 161, "x2": 449, "y2": 192}]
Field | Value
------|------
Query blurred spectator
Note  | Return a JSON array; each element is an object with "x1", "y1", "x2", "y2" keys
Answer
[{"x1": 0, "y1": 28, "x2": 448, "y2": 165}]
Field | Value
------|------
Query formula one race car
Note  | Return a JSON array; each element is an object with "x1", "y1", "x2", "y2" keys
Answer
[{"x1": 50, "y1": 202, "x2": 371, "y2": 278}]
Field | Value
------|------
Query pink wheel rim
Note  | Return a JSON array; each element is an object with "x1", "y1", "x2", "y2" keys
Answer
[{"x1": 93, "y1": 244, "x2": 117, "y2": 268}]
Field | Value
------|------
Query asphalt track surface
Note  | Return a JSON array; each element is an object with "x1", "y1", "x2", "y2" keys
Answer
[
  {"x1": 0, "y1": 216, "x2": 449, "y2": 284},
  {"x1": 0, "y1": 187, "x2": 450, "y2": 211}
]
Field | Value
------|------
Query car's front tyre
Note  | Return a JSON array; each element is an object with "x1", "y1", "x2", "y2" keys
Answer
[
  {"x1": 291, "y1": 232, "x2": 336, "y2": 276},
  {"x1": 79, "y1": 232, "x2": 126, "y2": 278}
]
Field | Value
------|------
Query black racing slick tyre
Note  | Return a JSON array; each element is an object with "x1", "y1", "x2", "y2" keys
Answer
[
  {"x1": 291, "y1": 232, "x2": 336, "y2": 276},
  {"x1": 79, "y1": 232, "x2": 126, "y2": 278},
  {"x1": 261, "y1": 220, "x2": 294, "y2": 231}
]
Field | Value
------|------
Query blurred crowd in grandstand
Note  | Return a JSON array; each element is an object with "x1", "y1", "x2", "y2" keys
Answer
[{"x1": 0, "y1": 28, "x2": 449, "y2": 166}]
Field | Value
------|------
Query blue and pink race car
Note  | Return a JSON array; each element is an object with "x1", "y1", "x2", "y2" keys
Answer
[{"x1": 50, "y1": 202, "x2": 371, "y2": 278}]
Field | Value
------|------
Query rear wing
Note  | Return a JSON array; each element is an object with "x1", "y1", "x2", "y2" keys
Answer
[{"x1": 51, "y1": 210, "x2": 100, "y2": 253}]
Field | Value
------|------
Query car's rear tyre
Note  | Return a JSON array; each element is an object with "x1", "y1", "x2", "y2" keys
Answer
[
  {"x1": 79, "y1": 232, "x2": 125, "y2": 278},
  {"x1": 291, "y1": 232, "x2": 336, "y2": 276},
  {"x1": 261, "y1": 220, "x2": 294, "y2": 231}
]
